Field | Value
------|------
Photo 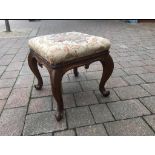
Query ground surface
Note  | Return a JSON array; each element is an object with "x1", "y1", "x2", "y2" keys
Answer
[{"x1": 0, "y1": 20, "x2": 155, "y2": 136}]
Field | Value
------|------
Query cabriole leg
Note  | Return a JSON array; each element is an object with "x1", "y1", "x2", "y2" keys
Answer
[
  {"x1": 99, "y1": 53, "x2": 114, "y2": 97},
  {"x1": 50, "y1": 69, "x2": 64, "y2": 121},
  {"x1": 28, "y1": 51, "x2": 43, "y2": 90}
]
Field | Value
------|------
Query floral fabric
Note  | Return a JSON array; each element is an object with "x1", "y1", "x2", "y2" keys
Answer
[{"x1": 28, "y1": 32, "x2": 111, "y2": 64}]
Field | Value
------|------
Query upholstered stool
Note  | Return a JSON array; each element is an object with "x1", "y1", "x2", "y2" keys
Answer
[{"x1": 28, "y1": 32, "x2": 114, "y2": 121}]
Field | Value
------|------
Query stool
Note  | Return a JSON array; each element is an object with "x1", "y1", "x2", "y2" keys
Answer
[{"x1": 28, "y1": 32, "x2": 114, "y2": 121}]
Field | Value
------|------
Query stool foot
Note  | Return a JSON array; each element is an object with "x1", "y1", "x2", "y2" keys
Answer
[
  {"x1": 100, "y1": 88, "x2": 110, "y2": 97},
  {"x1": 34, "y1": 84, "x2": 43, "y2": 90},
  {"x1": 55, "y1": 111, "x2": 63, "y2": 121}
]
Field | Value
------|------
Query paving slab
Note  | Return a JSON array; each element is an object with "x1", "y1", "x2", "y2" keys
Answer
[
  {"x1": 1, "y1": 71, "x2": 19, "y2": 79},
  {"x1": 0, "y1": 66, "x2": 6, "y2": 76},
  {"x1": 114, "y1": 85, "x2": 150, "y2": 100},
  {"x1": 0, "y1": 55, "x2": 14, "y2": 66},
  {"x1": 14, "y1": 75, "x2": 34, "y2": 88},
  {"x1": 54, "y1": 130, "x2": 75, "y2": 136},
  {"x1": 5, "y1": 87, "x2": 31, "y2": 108},
  {"x1": 129, "y1": 60, "x2": 146, "y2": 67},
  {"x1": 111, "y1": 69, "x2": 127, "y2": 77},
  {"x1": 86, "y1": 64, "x2": 102, "y2": 72},
  {"x1": 107, "y1": 99, "x2": 150, "y2": 120},
  {"x1": 80, "y1": 80, "x2": 99, "y2": 91},
  {"x1": 141, "y1": 83, "x2": 155, "y2": 95},
  {"x1": 74, "y1": 91, "x2": 98, "y2": 106},
  {"x1": 85, "y1": 71, "x2": 102, "y2": 80},
  {"x1": 31, "y1": 85, "x2": 52, "y2": 98},
  {"x1": 114, "y1": 63, "x2": 122, "y2": 69},
  {"x1": 105, "y1": 117, "x2": 154, "y2": 136},
  {"x1": 66, "y1": 106, "x2": 94, "y2": 128},
  {"x1": 0, "y1": 107, "x2": 27, "y2": 136},
  {"x1": 105, "y1": 77, "x2": 128, "y2": 88},
  {"x1": 0, "y1": 100, "x2": 6, "y2": 114},
  {"x1": 90, "y1": 104, "x2": 114, "y2": 123},
  {"x1": 76, "y1": 124, "x2": 107, "y2": 136},
  {"x1": 23, "y1": 111, "x2": 67, "y2": 136},
  {"x1": 123, "y1": 67, "x2": 148, "y2": 75},
  {"x1": 139, "y1": 73, "x2": 155, "y2": 83},
  {"x1": 144, "y1": 115, "x2": 155, "y2": 132},
  {"x1": 63, "y1": 82, "x2": 82, "y2": 93},
  {"x1": 143, "y1": 59, "x2": 155, "y2": 65},
  {"x1": 0, "y1": 87, "x2": 12, "y2": 99},
  {"x1": 140, "y1": 96, "x2": 155, "y2": 113},
  {"x1": 19, "y1": 65, "x2": 32, "y2": 75},
  {"x1": 68, "y1": 72, "x2": 86, "y2": 82},
  {"x1": 12, "y1": 53, "x2": 27, "y2": 62},
  {"x1": 0, "y1": 78, "x2": 16, "y2": 88},
  {"x1": 28, "y1": 97, "x2": 52, "y2": 114},
  {"x1": 6, "y1": 62, "x2": 23, "y2": 71},
  {"x1": 143, "y1": 65, "x2": 155, "y2": 73},
  {"x1": 123, "y1": 75, "x2": 145, "y2": 85},
  {"x1": 38, "y1": 133, "x2": 53, "y2": 136},
  {"x1": 6, "y1": 48, "x2": 20, "y2": 55}
]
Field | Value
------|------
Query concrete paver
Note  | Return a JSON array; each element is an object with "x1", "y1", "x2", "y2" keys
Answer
[
  {"x1": 90, "y1": 104, "x2": 114, "y2": 123},
  {"x1": 66, "y1": 106, "x2": 94, "y2": 128},
  {"x1": 23, "y1": 111, "x2": 67, "y2": 136},
  {"x1": 140, "y1": 96, "x2": 155, "y2": 113},
  {"x1": 54, "y1": 130, "x2": 75, "y2": 136},
  {"x1": 0, "y1": 107, "x2": 27, "y2": 136},
  {"x1": 76, "y1": 124, "x2": 107, "y2": 136},
  {"x1": 107, "y1": 99, "x2": 150, "y2": 120},
  {"x1": 104, "y1": 117, "x2": 154, "y2": 136}
]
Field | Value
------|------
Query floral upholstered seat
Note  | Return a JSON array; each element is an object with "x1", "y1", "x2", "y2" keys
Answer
[{"x1": 28, "y1": 32, "x2": 111, "y2": 64}]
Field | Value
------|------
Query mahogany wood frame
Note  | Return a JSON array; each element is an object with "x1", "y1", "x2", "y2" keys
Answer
[{"x1": 28, "y1": 49, "x2": 114, "y2": 121}]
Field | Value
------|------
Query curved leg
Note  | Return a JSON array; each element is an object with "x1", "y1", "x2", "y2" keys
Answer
[
  {"x1": 28, "y1": 51, "x2": 43, "y2": 90},
  {"x1": 73, "y1": 67, "x2": 79, "y2": 77},
  {"x1": 99, "y1": 53, "x2": 114, "y2": 97},
  {"x1": 50, "y1": 69, "x2": 64, "y2": 121}
]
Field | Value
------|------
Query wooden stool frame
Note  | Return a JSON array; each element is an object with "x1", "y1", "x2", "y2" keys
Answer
[{"x1": 28, "y1": 49, "x2": 114, "y2": 121}]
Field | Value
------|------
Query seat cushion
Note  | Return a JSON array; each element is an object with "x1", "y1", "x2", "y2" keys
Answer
[{"x1": 28, "y1": 32, "x2": 111, "y2": 64}]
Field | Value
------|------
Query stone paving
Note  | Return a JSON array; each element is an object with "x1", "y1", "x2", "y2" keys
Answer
[{"x1": 0, "y1": 20, "x2": 155, "y2": 136}]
